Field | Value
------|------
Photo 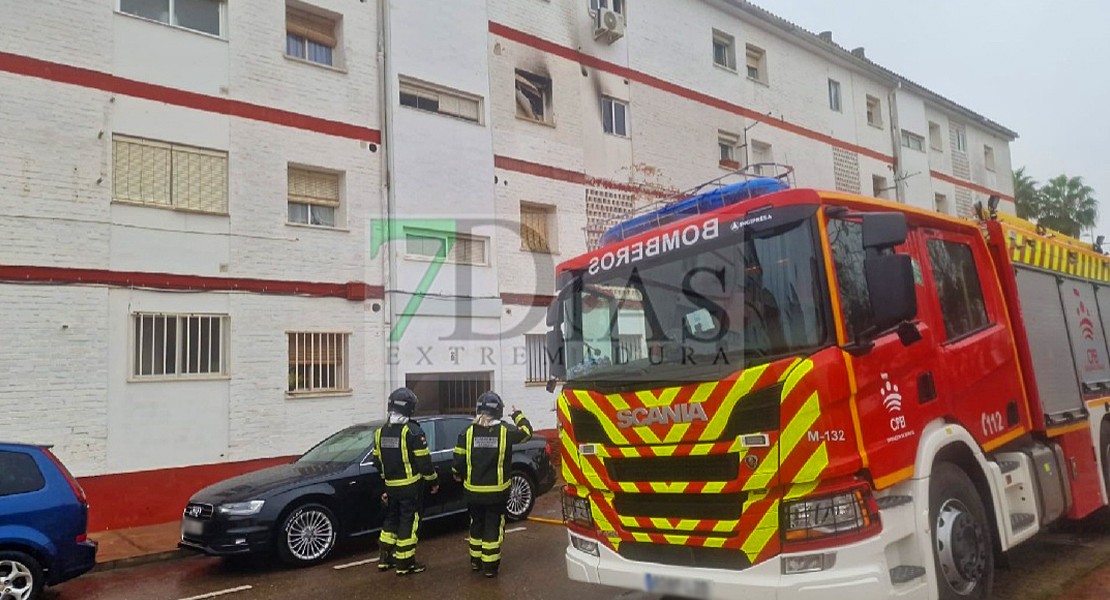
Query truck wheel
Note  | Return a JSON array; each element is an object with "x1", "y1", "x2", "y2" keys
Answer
[
  {"x1": 930, "y1": 463, "x2": 993, "y2": 600},
  {"x1": 0, "y1": 551, "x2": 44, "y2": 600}
]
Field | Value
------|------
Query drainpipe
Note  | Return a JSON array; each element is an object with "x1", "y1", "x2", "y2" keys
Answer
[
  {"x1": 378, "y1": 0, "x2": 398, "y2": 405},
  {"x1": 887, "y1": 81, "x2": 905, "y2": 203}
]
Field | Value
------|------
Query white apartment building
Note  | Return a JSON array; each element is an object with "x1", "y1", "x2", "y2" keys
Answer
[{"x1": 0, "y1": 0, "x2": 1015, "y2": 529}]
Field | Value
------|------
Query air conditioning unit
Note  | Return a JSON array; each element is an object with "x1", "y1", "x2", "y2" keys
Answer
[{"x1": 594, "y1": 8, "x2": 625, "y2": 44}]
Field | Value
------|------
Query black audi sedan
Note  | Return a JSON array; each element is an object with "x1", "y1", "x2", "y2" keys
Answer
[{"x1": 178, "y1": 415, "x2": 555, "y2": 566}]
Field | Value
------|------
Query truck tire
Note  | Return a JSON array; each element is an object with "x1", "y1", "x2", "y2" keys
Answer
[{"x1": 929, "y1": 462, "x2": 994, "y2": 600}]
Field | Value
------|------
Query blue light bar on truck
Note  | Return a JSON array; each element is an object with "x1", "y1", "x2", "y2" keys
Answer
[{"x1": 599, "y1": 177, "x2": 790, "y2": 246}]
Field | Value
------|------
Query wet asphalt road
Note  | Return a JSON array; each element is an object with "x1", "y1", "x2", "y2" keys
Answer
[{"x1": 44, "y1": 494, "x2": 1110, "y2": 600}]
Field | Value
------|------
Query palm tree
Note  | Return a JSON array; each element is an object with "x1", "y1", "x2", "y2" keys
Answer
[
  {"x1": 1012, "y1": 167, "x2": 1041, "y2": 220},
  {"x1": 1037, "y1": 175, "x2": 1098, "y2": 238}
]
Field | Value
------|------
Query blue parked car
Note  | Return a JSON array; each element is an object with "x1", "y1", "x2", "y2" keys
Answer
[{"x1": 0, "y1": 443, "x2": 97, "y2": 600}]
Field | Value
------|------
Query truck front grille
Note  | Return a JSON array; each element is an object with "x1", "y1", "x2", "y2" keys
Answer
[
  {"x1": 606, "y1": 454, "x2": 738, "y2": 482},
  {"x1": 613, "y1": 492, "x2": 745, "y2": 521}
]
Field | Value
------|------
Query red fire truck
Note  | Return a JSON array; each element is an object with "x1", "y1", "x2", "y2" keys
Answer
[{"x1": 544, "y1": 168, "x2": 1110, "y2": 600}]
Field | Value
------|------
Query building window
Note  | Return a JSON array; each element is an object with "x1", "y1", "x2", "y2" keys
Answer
[
  {"x1": 590, "y1": 0, "x2": 624, "y2": 14},
  {"x1": 515, "y1": 70, "x2": 553, "y2": 124},
  {"x1": 866, "y1": 95, "x2": 882, "y2": 127},
  {"x1": 901, "y1": 129, "x2": 925, "y2": 152},
  {"x1": 872, "y1": 174, "x2": 889, "y2": 199},
  {"x1": 398, "y1": 77, "x2": 482, "y2": 124},
  {"x1": 602, "y1": 96, "x2": 629, "y2": 136},
  {"x1": 286, "y1": 4, "x2": 339, "y2": 67},
  {"x1": 405, "y1": 229, "x2": 488, "y2": 266},
  {"x1": 750, "y1": 140, "x2": 773, "y2": 175},
  {"x1": 718, "y1": 130, "x2": 740, "y2": 169},
  {"x1": 712, "y1": 30, "x2": 736, "y2": 70},
  {"x1": 745, "y1": 44, "x2": 767, "y2": 83},
  {"x1": 288, "y1": 332, "x2": 350, "y2": 394},
  {"x1": 984, "y1": 145, "x2": 996, "y2": 171},
  {"x1": 113, "y1": 136, "x2": 228, "y2": 214},
  {"x1": 954, "y1": 127, "x2": 968, "y2": 153},
  {"x1": 132, "y1": 313, "x2": 228, "y2": 379},
  {"x1": 929, "y1": 121, "x2": 943, "y2": 151},
  {"x1": 288, "y1": 166, "x2": 341, "y2": 227},
  {"x1": 828, "y1": 79, "x2": 842, "y2": 112},
  {"x1": 935, "y1": 193, "x2": 949, "y2": 215},
  {"x1": 119, "y1": 0, "x2": 223, "y2": 36},
  {"x1": 525, "y1": 334, "x2": 551, "y2": 383},
  {"x1": 927, "y1": 239, "x2": 990, "y2": 340},
  {"x1": 520, "y1": 202, "x2": 555, "y2": 253}
]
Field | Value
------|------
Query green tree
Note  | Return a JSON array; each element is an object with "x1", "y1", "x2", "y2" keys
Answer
[
  {"x1": 1012, "y1": 167, "x2": 1041, "y2": 220},
  {"x1": 1036, "y1": 174, "x2": 1098, "y2": 238}
]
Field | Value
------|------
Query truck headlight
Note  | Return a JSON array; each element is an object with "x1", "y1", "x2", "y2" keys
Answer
[
  {"x1": 783, "y1": 485, "x2": 879, "y2": 547},
  {"x1": 561, "y1": 491, "x2": 594, "y2": 529},
  {"x1": 217, "y1": 500, "x2": 265, "y2": 516}
]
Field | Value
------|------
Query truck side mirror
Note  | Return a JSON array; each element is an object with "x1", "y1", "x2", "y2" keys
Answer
[
  {"x1": 862, "y1": 213, "x2": 908, "y2": 250},
  {"x1": 864, "y1": 253, "x2": 917, "y2": 333},
  {"x1": 546, "y1": 328, "x2": 566, "y2": 383}
]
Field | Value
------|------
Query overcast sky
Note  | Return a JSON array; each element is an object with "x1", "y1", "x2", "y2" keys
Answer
[{"x1": 763, "y1": 0, "x2": 1110, "y2": 237}]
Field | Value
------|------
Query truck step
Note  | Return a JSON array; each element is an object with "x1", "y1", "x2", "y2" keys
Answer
[
  {"x1": 997, "y1": 459, "x2": 1022, "y2": 474},
  {"x1": 1010, "y1": 512, "x2": 1036, "y2": 531},
  {"x1": 889, "y1": 565, "x2": 927, "y2": 584},
  {"x1": 876, "y1": 495, "x2": 913, "y2": 510}
]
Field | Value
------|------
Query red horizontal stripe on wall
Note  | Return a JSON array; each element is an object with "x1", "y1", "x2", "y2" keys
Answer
[
  {"x1": 931, "y1": 170, "x2": 1014, "y2": 201},
  {"x1": 488, "y1": 22, "x2": 894, "y2": 164},
  {"x1": 494, "y1": 155, "x2": 586, "y2": 185},
  {"x1": 0, "y1": 265, "x2": 383, "y2": 301},
  {"x1": 0, "y1": 51, "x2": 381, "y2": 143},
  {"x1": 79, "y1": 456, "x2": 297, "y2": 531},
  {"x1": 501, "y1": 293, "x2": 556, "y2": 307}
]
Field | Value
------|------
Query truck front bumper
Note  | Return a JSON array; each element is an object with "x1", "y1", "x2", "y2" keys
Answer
[{"x1": 564, "y1": 525, "x2": 929, "y2": 600}]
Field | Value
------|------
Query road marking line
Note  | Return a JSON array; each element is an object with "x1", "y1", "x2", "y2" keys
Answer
[
  {"x1": 177, "y1": 585, "x2": 252, "y2": 600},
  {"x1": 526, "y1": 516, "x2": 564, "y2": 526},
  {"x1": 333, "y1": 557, "x2": 380, "y2": 570},
  {"x1": 505, "y1": 526, "x2": 527, "y2": 534}
]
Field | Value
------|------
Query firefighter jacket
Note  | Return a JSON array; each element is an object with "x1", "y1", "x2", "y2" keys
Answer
[
  {"x1": 452, "y1": 411, "x2": 533, "y2": 499},
  {"x1": 371, "y1": 421, "x2": 437, "y2": 493}
]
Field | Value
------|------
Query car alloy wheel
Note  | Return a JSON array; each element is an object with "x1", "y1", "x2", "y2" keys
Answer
[
  {"x1": 284, "y1": 505, "x2": 337, "y2": 563},
  {"x1": 0, "y1": 558, "x2": 35, "y2": 600},
  {"x1": 506, "y1": 471, "x2": 535, "y2": 521}
]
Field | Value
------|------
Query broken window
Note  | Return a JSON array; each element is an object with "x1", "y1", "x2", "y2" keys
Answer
[{"x1": 515, "y1": 69, "x2": 553, "y2": 124}]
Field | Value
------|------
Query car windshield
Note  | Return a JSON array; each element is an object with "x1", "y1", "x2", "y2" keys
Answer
[
  {"x1": 562, "y1": 209, "x2": 829, "y2": 383},
  {"x1": 297, "y1": 422, "x2": 382, "y2": 464}
]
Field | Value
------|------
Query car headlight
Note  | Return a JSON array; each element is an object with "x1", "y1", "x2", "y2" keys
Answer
[{"x1": 217, "y1": 500, "x2": 265, "y2": 516}]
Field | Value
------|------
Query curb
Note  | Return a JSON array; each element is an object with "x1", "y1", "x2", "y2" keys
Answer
[{"x1": 91, "y1": 548, "x2": 192, "y2": 574}]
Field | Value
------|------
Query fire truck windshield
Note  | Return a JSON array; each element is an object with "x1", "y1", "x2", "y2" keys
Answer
[{"x1": 563, "y1": 212, "x2": 829, "y2": 384}]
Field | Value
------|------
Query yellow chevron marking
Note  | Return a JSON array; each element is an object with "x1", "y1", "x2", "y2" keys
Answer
[
  {"x1": 651, "y1": 445, "x2": 675, "y2": 457},
  {"x1": 744, "y1": 390, "x2": 820, "y2": 491},
  {"x1": 649, "y1": 481, "x2": 689, "y2": 493},
  {"x1": 792, "y1": 441, "x2": 830, "y2": 484},
  {"x1": 631, "y1": 532, "x2": 651, "y2": 543},
  {"x1": 559, "y1": 431, "x2": 581, "y2": 486},
  {"x1": 740, "y1": 500, "x2": 780, "y2": 562},
  {"x1": 618, "y1": 482, "x2": 639, "y2": 493},
  {"x1": 782, "y1": 359, "x2": 814, "y2": 398},
  {"x1": 574, "y1": 390, "x2": 629, "y2": 446},
  {"x1": 1033, "y1": 236, "x2": 1044, "y2": 266},
  {"x1": 701, "y1": 365, "x2": 769, "y2": 440},
  {"x1": 663, "y1": 534, "x2": 690, "y2": 545},
  {"x1": 618, "y1": 447, "x2": 639, "y2": 458},
  {"x1": 785, "y1": 480, "x2": 819, "y2": 500},
  {"x1": 712, "y1": 520, "x2": 739, "y2": 533},
  {"x1": 704, "y1": 537, "x2": 727, "y2": 548},
  {"x1": 702, "y1": 481, "x2": 728, "y2": 494}
]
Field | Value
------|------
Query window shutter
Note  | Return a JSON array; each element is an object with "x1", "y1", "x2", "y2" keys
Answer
[
  {"x1": 172, "y1": 146, "x2": 228, "y2": 213},
  {"x1": 113, "y1": 137, "x2": 171, "y2": 206},
  {"x1": 287, "y1": 7, "x2": 337, "y2": 48},
  {"x1": 521, "y1": 205, "x2": 550, "y2": 252},
  {"x1": 288, "y1": 168, "x2": 341, "y2": 207}
]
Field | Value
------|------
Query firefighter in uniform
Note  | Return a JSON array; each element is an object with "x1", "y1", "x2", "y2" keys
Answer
[
  {"x1": 370, "y1": 388, "x2": 438, "y2": 575},
  {"x1": 452, "y1": 391, "x2": 533, "y2": 577}
]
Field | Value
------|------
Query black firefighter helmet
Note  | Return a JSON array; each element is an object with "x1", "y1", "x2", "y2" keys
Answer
[
  {"x1": 476, "y1": 391, "x2": 504, "y2": 420},
  {"x1": 387, "y1": 387, "x2": 418, "y2": 417}
]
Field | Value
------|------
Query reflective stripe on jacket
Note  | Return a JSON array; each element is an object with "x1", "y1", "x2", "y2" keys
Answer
[
  {"x1": 371, "y1": 421, "x2": 437, "y2": 488},
  {"x1": 452, "y1": 411, "x2": 533, "y2": 495}
]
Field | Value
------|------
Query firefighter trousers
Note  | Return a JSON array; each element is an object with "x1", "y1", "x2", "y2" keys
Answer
[
  {"x1": 467, "y1": 500, "x2": 506, "y2": 573},
  {"x1": 379, "y1": 491, "x2": 421, "y2": 568}
]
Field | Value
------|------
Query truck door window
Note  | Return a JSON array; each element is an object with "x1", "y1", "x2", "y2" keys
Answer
[
  {"x1": 826, "y1": 219, "x2": 876, "y2": 340},
  {"x1": 926, "y1": 239, "x2": 990, "y2": 340}
]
